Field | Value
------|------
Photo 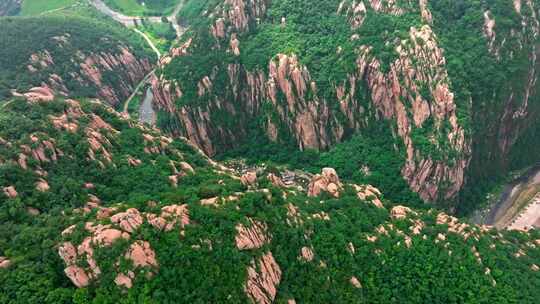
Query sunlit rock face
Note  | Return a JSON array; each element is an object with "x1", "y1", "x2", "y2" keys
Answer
[{"x1": 149, "y1": 0, "x2": 475, "y2": 204}]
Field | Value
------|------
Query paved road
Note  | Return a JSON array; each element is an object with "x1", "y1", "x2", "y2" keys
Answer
[
  {"x1": 90, "y1": 0, "x2": 185, "y2": 38},
  {"x1": 139, "y1": 87, "x2": 156, "y2": 125},
  {"x1": 480, "y1": 164, "x2": 540, "y2": 229},
  {"x1": 122, "y1": 70, "x2": 155, "y2": 113},
  {"x1": 508, "y1": 193, "x2": 540, "y2": 230},
  {"x1": 91, "y1": 0, "x2": 187, "y2": 125}
]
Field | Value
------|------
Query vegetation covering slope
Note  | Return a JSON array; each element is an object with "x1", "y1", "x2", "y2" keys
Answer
[
  {"x1": 103, "y1": 0, "x2": 180, "y2": 16},
  {"x1": 0, "y1": 15, "x2": 153, "y2": 105},
  {"x1": 19, "y1": 0, "x2": 78, "y2": 16},
  {"x1": 151, "y1": 0, "x2": 540, "y2": 213},
  {"x1": 0, "y1": 96, "x2": 538, "y2": 303}
]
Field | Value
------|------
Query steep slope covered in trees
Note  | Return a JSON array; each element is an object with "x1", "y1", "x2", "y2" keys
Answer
[
  {"x1": 0, "y1": 94, "x2": 539, "y2": 303},
  {"x1": 0, "y1": 15, "x2": 154, "y2": 107},
  {"x1": 151, "y1": 0, "x2": 540, "y2": 210}
]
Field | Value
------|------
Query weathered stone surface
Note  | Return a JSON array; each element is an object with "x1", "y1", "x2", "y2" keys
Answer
[
  {"x1": 64, "y1": 266, "x2": 90, "y2": 288},
  {"x1": 125, "y1": 241, "x2": 158, "y2": 268},
  {"x1": 236, "y1": 219, "x2": 270, "y2": 250},
  {"x1": 241, "y1": 171, "x2": 258, "y2": 187},
  {"x1": 244, "y1": 252, "x2": 282, "y2": 304},
  {"x1": 308, "y1": 168, "x2": 342, "y2": 197},
  {"x1": 300, "y1": 246, "x2": 314, "y2": 262},
  {"x1": 0, "y1": 256, "x2": 11, "y2": 269},
  {"x1": 350, "y1": 276, "x2": 362, "y2": 288},
  {"x1": 267, "y1": 173, "x2": 286, "y2": 188},
  {"x1": 390, "y1": 206, "x2": 412, "y2": 220},
  {"x1": 111, "y1": 208, "x2": 143, "y2": 233},
  {"x1": 3, "y1": 186, "x2": 17, "y2": 198}
]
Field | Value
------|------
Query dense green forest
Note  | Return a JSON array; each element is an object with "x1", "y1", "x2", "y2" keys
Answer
[
  {"x1": 160, "y1": 0, "x2": 540, "y2": 215},
  {"x1": 0, "y1": 1, "x2": 539, "y2": 302},
  {"x1": 103, "y1": 0, "x2": 180, "y2": 16},
  {"x1": 0, "y1": 97, "x2": 539, "y2": 303},
  {"x1": 0, "y1": 14, "x2": 153, "y2": 102}
]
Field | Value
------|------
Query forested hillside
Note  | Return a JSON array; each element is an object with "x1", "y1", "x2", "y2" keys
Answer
[
  {"x1": 0, "y1": 15, "x2": 154, "y2": 106},
  {"x1": 149, "y1": 0, "x2": 540, "y2": 213},
  {"x1": 0, "y1": 1, "x2": 539, "y2": 303},
  {"x1": 0, "y1": 94, "x2": 538, "y2": 303}
]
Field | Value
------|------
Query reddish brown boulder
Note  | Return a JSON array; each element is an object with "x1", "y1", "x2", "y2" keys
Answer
[
  {"x1": 111, "y1": 208, "x2": 143, "y2": 233},
  {"x1": 235, "y1": 219, "x2": 270, "y2": 250},
  {"x1": 300, "y1": 246, "x2": 315, "y2": 262},
  {"x1": 96, "y1": 207, "x2": 118, "y2": 220},
  {"x1": 3, "y1": 186, "x2": 18, "y2": 198},
  {"x1": 200, "y1": 197, "x2": 219, "y2": 207},
  {"x1": 350, "y1": 276, "x2": 362, "y2": 288},
  {"x1": 93, "y1": 228, "x2": 128, "y2": 246},
  {"x1": 64, "y1": 266, "x2": 90, "y2": 288},
  {"x1": 35, "y1": 178, "x2": 50, "y2": 192},
  {"x1": 0, "y1": 257, "x2": 11, "y2": 269},
  {"x1": 354, "y1": 184, "x2": 384, "y2": 208},
  {"x1": 168, "y1": 175, "x2": 179, "y2": 188},
  {"x1": 390, "y1": 206, "x2": 412, "y2": 220},
  {"x1": 244, "y1": 252, "x2": 282, "y2": 304},
  {"x1": 179, "y1": 161, "x2": 195, "y2": 173},
  {"x1": 267, "y1": 173, "x2": 286, "y2": 188},
  {"x1": 61, "y1": 225, "x2": 76, "y2": 237},
  {"x1": 115, "y1": 271, "x2": 135, "y2": 289},
  {"x1": 125, "y1": 241, "x2": 158, "y2": 268},
  {"x1": 127, "y1": 157, "x2": 142, "y2": 167},
  {"x1": 58, "y1": 242, "x2": 78, "y2": 265},
  {"x1": 21, "y1": 86, "x2": 55, "y2": 102},
  {"x1": 307, "y1": 168, "x2": 342, "y2": 197},
  {"x1": 241, "y1": 171, "x2": 258, "y2": 187}
]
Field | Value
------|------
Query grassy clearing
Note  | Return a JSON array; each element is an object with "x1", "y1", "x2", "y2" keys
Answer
[
  {"x1": 103, "y1": 0, "x2": 179, "y2": 16},
  {"x1": 21, "y1": 0, "x2": 77, "y2": 16},
  {"x1": 138, "y1": 21, "x2": 175, "y2": 53}
]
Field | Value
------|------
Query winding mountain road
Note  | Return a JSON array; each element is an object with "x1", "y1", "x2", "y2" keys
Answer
[
  {"x1": 91, "y1": 0, "x2": 187, "y2": 123},
  {"x1": 89, "y1": 0, "x2": 184, "y2": 36}
]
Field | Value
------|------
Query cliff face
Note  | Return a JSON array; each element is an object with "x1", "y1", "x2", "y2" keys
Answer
[
  {"x1": 152, "y1": 0, "x2": 540, "y2": 204},
  {"x1": 0, "y1": 17, "x2": 154, "y2": 107},
  {"x1": 478, "y1": 0, "x2": 540, "y2": 171},
  {"x1": 21, "y1": 43, "x2": 152, "y2": 107},
  {"x1": 0, "y1": 89, "x2": 540, "y2": 303}
]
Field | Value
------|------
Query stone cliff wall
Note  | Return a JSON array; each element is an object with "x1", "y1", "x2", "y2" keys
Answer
[
  {"x1": 23, "y1": 40, "x2": 152, "y2": 106},
  {"x1": 151, "y1": 0, "x2": 540, "y2": 203}
]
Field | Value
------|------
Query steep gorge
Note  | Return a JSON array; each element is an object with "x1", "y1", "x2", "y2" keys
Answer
[{"x1": 149, "y1": 0, "x2": 540, "y2": 207}]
